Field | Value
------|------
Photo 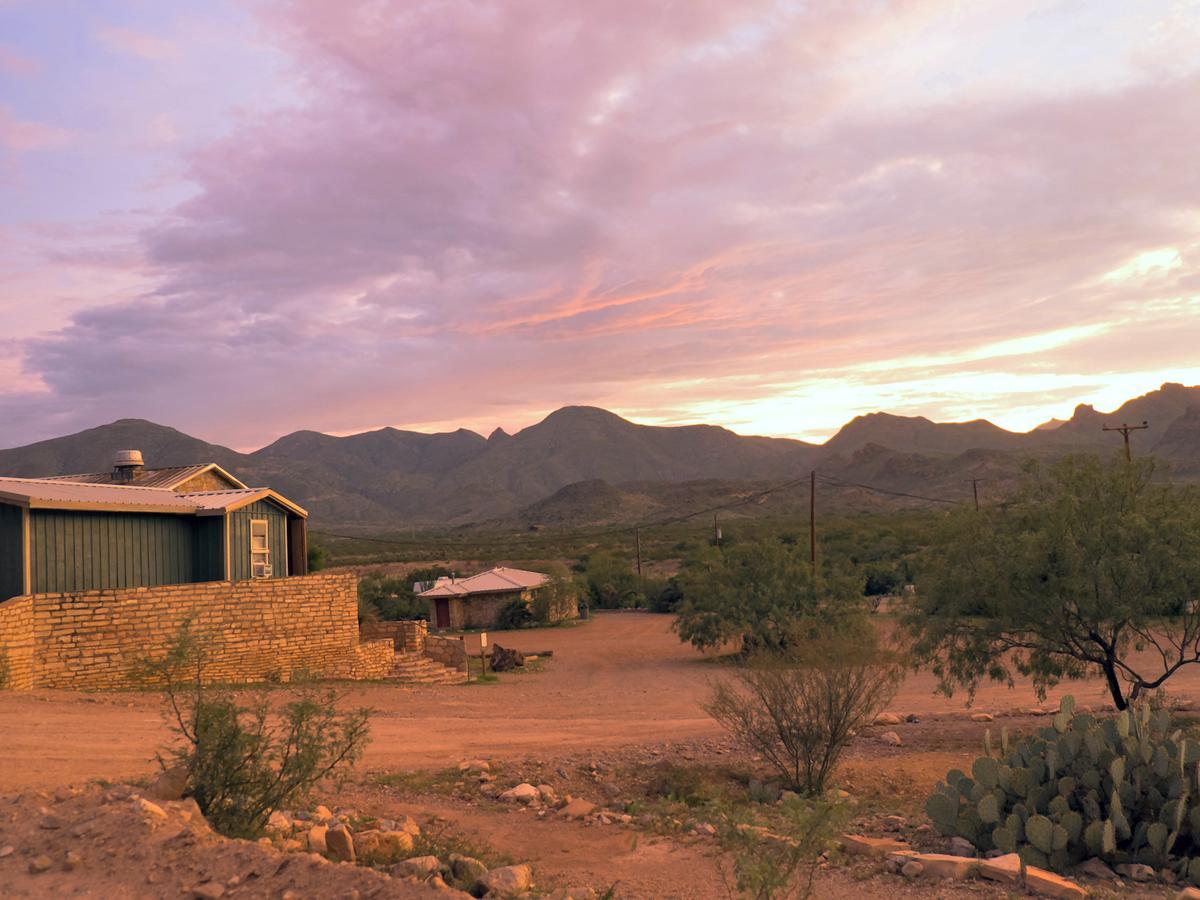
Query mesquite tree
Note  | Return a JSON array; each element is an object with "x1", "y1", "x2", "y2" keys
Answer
[{"x1": 908, "y1": 455, "x2": 1200, "y2": 710}]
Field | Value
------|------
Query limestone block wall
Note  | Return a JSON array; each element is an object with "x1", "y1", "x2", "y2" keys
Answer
[
  {"x1": 425, "y1": 634, "x2": 467, "y2": 672},
  {"x1": 346, "y1": 639, "x2": 397, "y2": 680},
  {"x1": 0, "y1": 573, "x2": 394, "y2": 691},
  {"x1": 0, "y1": 595, "x2": 34, "y2": 690},
  {"x1": 360, "y1": 620, "x2": 426, "y2": 653}
]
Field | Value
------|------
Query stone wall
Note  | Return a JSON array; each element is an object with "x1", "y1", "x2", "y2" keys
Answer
[
  {"x1": 0, "y1": 594, "x2": 34, "y2": 690},
  {"x1": 0, "y1": 573, "x2": 395, "y2": 691},
  {"x1": 430, "y1": 587, "x2": 579, "y2": 631},
  {"x1": 347, "y1": 639, "x2": 397, "y2": 680},
  {"x1": 425, "y1": 633, "x2": 467, "y2": 672},
  {"x1": 360, "y1": 620, "x2": 427, "y2": 653}
]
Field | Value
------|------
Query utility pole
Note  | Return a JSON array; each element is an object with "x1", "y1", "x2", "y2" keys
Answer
[
  {"x1": 809, "y1": 470, "x2": 817, "y2": 573},
  {"x1": 1102, "y1": 421, "x2": 1149, "y2": 462},
  {"x1": 634, "y1": 525, "x2": 643, "y2": 579},
  {"x1": 971, "y1": 478, "x2": 980, "y2": 512}
]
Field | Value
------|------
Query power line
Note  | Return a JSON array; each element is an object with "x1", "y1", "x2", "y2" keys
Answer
[{"x1": 813, "y1": 472, "x2": 959, "y2": 506}]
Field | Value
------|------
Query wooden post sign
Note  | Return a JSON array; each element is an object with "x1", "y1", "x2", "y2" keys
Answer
[{"x1": 474, "y1": 631, "x2": 488, "y2": 675}]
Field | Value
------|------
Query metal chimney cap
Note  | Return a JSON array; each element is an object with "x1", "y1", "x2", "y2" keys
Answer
[{"x1": 114, "y1": 449, "x2": 145, "y2": 467}]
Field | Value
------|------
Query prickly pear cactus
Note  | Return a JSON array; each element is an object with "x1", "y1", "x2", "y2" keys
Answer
[{"x1": 925, "y1": 695, "x2": 1200, "y2": 882}]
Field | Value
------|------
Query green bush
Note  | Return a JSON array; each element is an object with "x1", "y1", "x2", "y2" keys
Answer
[
  {"x1": 145, "y1": 623, "x2": 372, "y2": 838},
  {"x1": 358, "y1": 566, "x2": 450, "y2": 621},
  {"x1": 496, "y1": 599, "x2": 533, "y2": 630},
  {"x1": 706, "y1": 630, "x2": 902, "y2": 795},
  {"x1": 927, "y1": 695, "x2": 1200, "y2": 879}
]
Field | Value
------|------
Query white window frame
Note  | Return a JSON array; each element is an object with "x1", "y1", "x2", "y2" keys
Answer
[{"x1": 250, "y1": 518, "x2": 272, "y2": 578}]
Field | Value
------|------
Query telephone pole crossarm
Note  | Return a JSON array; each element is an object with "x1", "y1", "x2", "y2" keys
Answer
[{"x1": 1102, "y1": 421, "x2": 1149, "y2": 462}]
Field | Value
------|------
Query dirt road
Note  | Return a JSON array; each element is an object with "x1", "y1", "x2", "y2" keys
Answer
[{"x1": 2, "y1": 611, "x2": 1194, "y2": 790}]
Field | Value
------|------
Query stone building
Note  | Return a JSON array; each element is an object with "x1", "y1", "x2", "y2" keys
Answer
[{"x1": 419, "y1": 566, "x2": 576, "y2": 630}]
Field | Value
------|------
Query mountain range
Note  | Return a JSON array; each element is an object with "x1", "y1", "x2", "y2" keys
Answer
[{"x1": 1, "y1": 383, "x2": 1196, "y2": 529}]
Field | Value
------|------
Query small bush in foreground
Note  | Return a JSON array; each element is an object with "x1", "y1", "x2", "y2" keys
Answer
[
  {"x1": 928, "y1": 695, "x2": 1200, "y2": 880},
  {"x1": 705, "y1": 630, "x2": 902, "y2": 795},
  {"x1": 144, "y1": 622, "x2": 372, "y2": 838},
  {"x1": 720, "y1": 799, "x2": 843, "y2": 900}
]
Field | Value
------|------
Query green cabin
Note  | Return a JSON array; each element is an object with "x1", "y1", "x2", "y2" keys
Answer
[{"x1": 0, "y1": 452, "x2": 308, "y2": 602}]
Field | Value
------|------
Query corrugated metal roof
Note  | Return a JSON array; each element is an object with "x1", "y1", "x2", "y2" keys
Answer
[
  {"x1": 0, "y1": 477, "x2": 306, "y2": 517},
  {"x1": 419, "y1": 566, "x2": 549, "y2": 598},
  {"x1": 44, "y1": 463, "x2": 246, "y2": 490}
]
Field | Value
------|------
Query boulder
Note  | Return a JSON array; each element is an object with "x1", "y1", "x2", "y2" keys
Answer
[
  {"x1": 1175, "y1": 889, "x2": 1200, "y2": 900},
  {"x1": 393, "y1": 856, "x2": 442, "y2": 880},
  {"x1": 895, "y1": 852, "x2": 979, "y2": 880},
  {"x1": 881, "y1": 732, "x2": 903, "y2": 747},
  {"x1": 481, "y1": 864, "x2": 533, "y2": 895},
  {"x1": 135, "y1": 798, "x2": 168, "y2": 823},
  {"x1": 499, "y1": 783, "x2": 540, "y2": 804},
  {"x1": 537, "y1": 785, "x2": 558, "y2": 805},
  {"x1": 191, "y1": 883, "x2": 226, "y2": 899},
  {"x1": 325, "y1": 825, "x2": 355, "y2": 863},
  {"x1": 840, "y1": 835, "x2": 910, "y2": 856},
  {"x1": 1076, "y1": 858, "x2": 1116, "y2": 879},
  {"x1": 490, "y1": 645, "x2": 525, "y2": 672},
  {"x1": 1115, "y1": 863, "x2": 1155, "y2": 882},
  {"x1": 450, "y1": 853, "x2": 488, "y2": 889},
  {"x1": 148, "y1": 765, "x2": 189, "y2": 801},
  {"x1": 970, "y1": 713, "x2": 994, "y2": 723},
  {"x1": 307, "y1": 824, "x2": 328, "y2": 855},
  {"x1": 874, "y1": 713, "x2": 902, "y2": 726},
  {"x1": 558, "y1": 798, "x2": 596, "y2": 819},
  {"x1": 901, "y1": 860, "x2": 924, "y2": 879},
  {"x1": 266, "y1": 810, "x2": 292, "y2": 833},
  {"x1": 980, "y1": 853, "x2": 1021, "y2": 885},
  {"x1": 1025, "y1": 867, "x2": 1087, "y2": 899},
  {"x1": 947, "y1": 837, "x2": 977, "y2": 858},
  {"x1": 28, "y1": 855, "x2": 52, "y2": 874}
]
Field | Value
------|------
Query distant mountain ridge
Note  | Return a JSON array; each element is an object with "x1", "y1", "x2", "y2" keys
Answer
[{"x1": 1, "y1": 385, "x2": 1196, "y2": 527}]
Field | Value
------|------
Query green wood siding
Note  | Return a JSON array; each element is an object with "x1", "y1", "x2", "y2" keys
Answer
[
  {"x1": 192, "y1": 516, "x2": 225, "y2": 582},
  {"x1": 228, "y1": 500, "x2": 289, "y2": 581},
  {"x1": 0, "y1": 502, "x2": 24, "y2": 601},
  {"x1": 29, "y1": 509, "x2": 196, "y2": 594}
]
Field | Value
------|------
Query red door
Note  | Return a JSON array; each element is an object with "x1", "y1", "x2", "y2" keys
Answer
[{"x1": 435, "y1": 599, "x2": 451, "y2": 629}]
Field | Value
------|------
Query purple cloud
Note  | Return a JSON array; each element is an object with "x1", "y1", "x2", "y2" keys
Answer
[{"x1": 1, "y1": 1, "x2": 1199, "y2": 448}]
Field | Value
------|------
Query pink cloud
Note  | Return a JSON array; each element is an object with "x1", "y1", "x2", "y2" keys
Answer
[
  {"x1": 2, "y1": 1, "x2": 1200, "y2": 449},
  {"x1": 0, "y1": 105, "x2": 70, "y2": 151},
  {"x1": 0, "y1": 44, "x2": 41, "y2": 76},
  {"x1": 96, "y1": 25, "x2": 176, "y2": 61}
]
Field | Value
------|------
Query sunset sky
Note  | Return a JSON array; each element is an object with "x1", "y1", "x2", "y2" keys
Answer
[{"x1": 2, "y1": 1, "x2": 1199, "y2": 451}]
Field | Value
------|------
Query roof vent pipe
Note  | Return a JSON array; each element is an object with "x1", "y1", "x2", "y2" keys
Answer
[{"x1": 112, "y1": 449, "x2": 145, "y2": 483}]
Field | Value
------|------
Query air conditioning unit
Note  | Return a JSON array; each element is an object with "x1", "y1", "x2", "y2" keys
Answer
[{"x1": 253, "y1": 564, "x2": 273, "y2": 578}]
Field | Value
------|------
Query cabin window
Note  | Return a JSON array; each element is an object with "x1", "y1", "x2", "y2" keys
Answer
[{"x1": 250, "y1": 519, "x2": 271, "y2": 578}]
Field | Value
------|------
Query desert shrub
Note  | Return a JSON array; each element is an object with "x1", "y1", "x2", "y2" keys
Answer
[
  {"x1": 909, "y1": 455, "x2": 1200, "y2": 710},
  {"x1": 307, "y1": 542, "x2": 327, "y2": 573},
  {"x1": 530, "y1": 563, "x2": 581, "y2": 623},
  {"x1": 144, "y1": 623, "x2": 372, "y2": 838},
  {"x1": 705, "y1": 631, "x2": 902, "y2": 794},
  {"x1": 645, "y1": 763, "x2": 709, "y2": 805},
  {"x1": 674, "y1": 541, "x2": 866, "y2": 653},
  {"x1": 581, "y1": 552, "x2": 642, "y2": 609},
  {"x1": 648, "y1": 578, "x2": 683, "y2": 613},
  {"x1": 358, "y1": 567, "x2": 450, "y2": 621},
  {"x1": 927, "y1": 695, "x2": 1200, "y2": 879},
  {"x1": 720, "y1": 799, "x2": 843, "y2": 900},
  {"x1": 496, "y1": 599, "x2": 533, "y2": 630}
]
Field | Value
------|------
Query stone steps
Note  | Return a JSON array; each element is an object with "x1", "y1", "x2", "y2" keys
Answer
[{"x1": 388, "y1": 651, "x2": 466, "y2": 685}]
